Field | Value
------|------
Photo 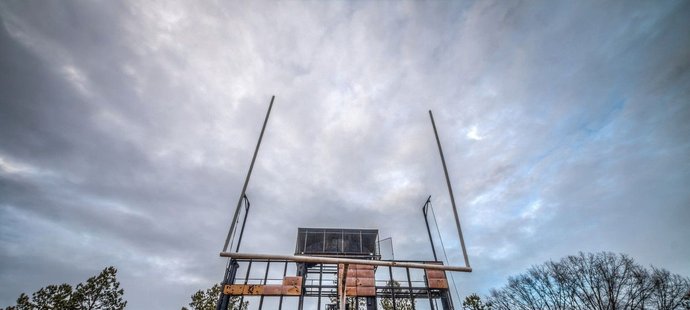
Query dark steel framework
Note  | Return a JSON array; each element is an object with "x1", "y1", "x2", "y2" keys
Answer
[
  {"x1": 218, "y1": 257, "x2": 455, "y2": 310},
  {"x1": 216, "y1": 99, "x2": 470, "y2": 310}
]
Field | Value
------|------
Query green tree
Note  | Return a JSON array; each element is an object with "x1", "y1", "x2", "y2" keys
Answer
[
  {"x1": 2, "y1": 267, "x2": 126, "y2": 310},
  {"x1": 73, "y1": 267, "x2": 126, "y2": 310},
  {"x1": 463, "y1": 293, "x2": 491, "y2": 310},
  {"x1": 182, "y1": 284, "x2": 247, "y2": 310},
  {"x1": 18, "y1": 284, "x2": 75, "y2": 309},
  {"x1": 328, "y1": 295, "x2": 367, "y2": 310}
]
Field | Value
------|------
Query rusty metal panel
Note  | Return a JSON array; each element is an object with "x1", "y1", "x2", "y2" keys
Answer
[
  {"x1": 356, "y1": 278, "x2": 375, "y2": 287},
  {"x1": 338, "y1": 270, "x2": 359, "y2": 279},
  {"x1": 263, "y1": 285, "x2": 283, "y2": 296},
  {"x1": 356, "y1": 269, "x2": 374, "y2": 278},
  {"x1": 244, "y1": 285, "x2": 264, "y2": 295},
  {"x1": 356, "y1": 286, "x2": 376, "y2": 296},
  {"x1": 282, "y1": 276, "x2": 303, "y2": 286},
  {"x1": 426, "y1": 269, "x2": 446, "y2": 279},
  {"x1": 342, "y1": 264, "x2": 373, "y2": 270},
  {"x1": 337, "y1": 278, "x2": 357, "y2": 288},
  {"x1": 223, "y1": 285, "x2": 245, "y2": 295},
  {"x1": 345, "y1": 287, "x2": 357, "y2": 296},
  {"x1": 282, "y1": 284, "x2": 301, "y2": 295},
  {"x1": 428, "y1": 278, "x2": 449, "y2": 289}
]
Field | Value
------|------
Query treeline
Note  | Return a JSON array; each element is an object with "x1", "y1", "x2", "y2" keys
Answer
[
  {"x1": 464, "y1": 252, "x2": 690, "y2": 310},
  {"x1": 1, "y1": 267, "x2": 126, "y2": 310},
  {"x1": 3, "y1": 252, "x2": 688, "y2": 309}
]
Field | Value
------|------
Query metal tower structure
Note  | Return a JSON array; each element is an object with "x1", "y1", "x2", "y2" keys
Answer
[{"x1": 216, "y1": 97, "x2": 472, "y2": 310}]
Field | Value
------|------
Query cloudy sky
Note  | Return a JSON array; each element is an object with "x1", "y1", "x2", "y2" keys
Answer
[{"x1": 1, "y1": 0, "x2": 689, "y2": 309}]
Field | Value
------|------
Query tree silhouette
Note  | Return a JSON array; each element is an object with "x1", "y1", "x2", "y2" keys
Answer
[
  {"x1": 489, "y1": 252, "x2": 690, "y2": 310},
  {"x1": 463, "y1": 293, "x2": 491, "y2": 310},
  {"x1": 181, "y1": 284, "x2": 247, "y2": 310},
  {"x1": 2, "y1": 266, "x2": 126, "y2": 310}
]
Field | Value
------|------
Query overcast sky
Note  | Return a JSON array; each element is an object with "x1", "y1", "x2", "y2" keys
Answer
[{"x1": 1, "y1": 1, "x2": 689, "y2": 309}]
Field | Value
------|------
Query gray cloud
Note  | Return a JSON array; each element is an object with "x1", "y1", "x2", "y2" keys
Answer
[{"x1": 1, "y1": 0, "x2": 689, "y2": 309}]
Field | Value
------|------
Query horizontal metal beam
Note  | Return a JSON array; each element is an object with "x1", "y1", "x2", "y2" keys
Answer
[{"x1": 219, "y1": 252, "x2": 472, "y2": 272}]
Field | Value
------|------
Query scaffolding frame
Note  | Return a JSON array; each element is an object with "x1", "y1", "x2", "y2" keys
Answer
[
  {"x1": 216, "y1": 97, "x2": 473, "y2": 310},
  {"x1": 218, "y1": 255, "x2": 464, "y2": 310}
]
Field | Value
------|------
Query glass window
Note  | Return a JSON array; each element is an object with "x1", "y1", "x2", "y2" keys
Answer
[
  {"x1": 343, "y1": 232, "x2": 361, "y2": 253},
  {"x1": 325, "y1": 232, "x2": 342, "y2": 252},
  {"x1": 361, "y1": 233, "x2": 378, "y2": 255},
  {"x1": 305, "y1": 231, "x2": 325, "y2": 253}
]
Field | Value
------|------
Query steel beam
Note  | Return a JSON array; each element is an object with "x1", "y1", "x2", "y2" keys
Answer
[{"x1": 220, "y1": 252, "x2": 472, "y2": 272}]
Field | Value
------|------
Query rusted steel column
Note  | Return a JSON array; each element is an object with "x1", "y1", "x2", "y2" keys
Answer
[{"x1": 340, "y1": 264, "x2": 349, "y2": 310}]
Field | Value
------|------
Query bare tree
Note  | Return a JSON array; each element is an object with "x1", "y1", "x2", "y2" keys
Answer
[
  {"x1": 489, "y1": 252, "x2": 690, "y2": 310},
  {"x1": 649, "y1": 268, "x2": 690, "y2": 309}
]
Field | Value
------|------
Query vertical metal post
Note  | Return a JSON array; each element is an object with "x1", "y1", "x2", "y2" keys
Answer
[
  {"x1": 377, "y1": 235, "x2": 381, "y2": 259},
  {"x1": 317, "y1": 263, "x2": 323, "y2": 310},
  {"x1": 428, "y1": 110, "x2": 470, "y2": 268},
  {"x1": 298, "y1": 263, "x2": 306, "y2": 310},
  {"x1": 340, "y1": 264, "x2": 349, "y2": 310},
  {"x1": 217, "y1": 260, "x2": 239, "y2": 310},
  {"x1": 279, "y1": 261, "x2": 287, "y2": 310},
  {"x1": 367, "y1": 297, "x2": 377, "y2": 310},
  {"x1": 388, "y1": 266, "x2": 397, "y2": 310},
  {"x1": 223, "y1": 96, "x2": 275, "y2": 252},
  {"x1": 424, "y1": 271, "x2": 435, "y2": 310},
  {"x1": 422, "y1": 196, "x2": 438, "y2": 261},
  {"x1": 258, "y1": 259, "x2": 270, "y2": 310},
  {"x1": 406, "y1": 267, "x2": 416, "y2": 310},
  {"x1": 235, "y1": 195, "x2": 250, "y2": 252},
  {"x1": 238, "y1": 260, "x2": 252, "y2": 306},
  {"x1": 440, "y1": 291, "x2": 452, "y2": 310}
]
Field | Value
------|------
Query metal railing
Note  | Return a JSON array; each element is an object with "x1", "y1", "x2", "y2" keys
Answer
[{"x1": 220, "y1": 256, "x2": 456, "y2": 310}]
